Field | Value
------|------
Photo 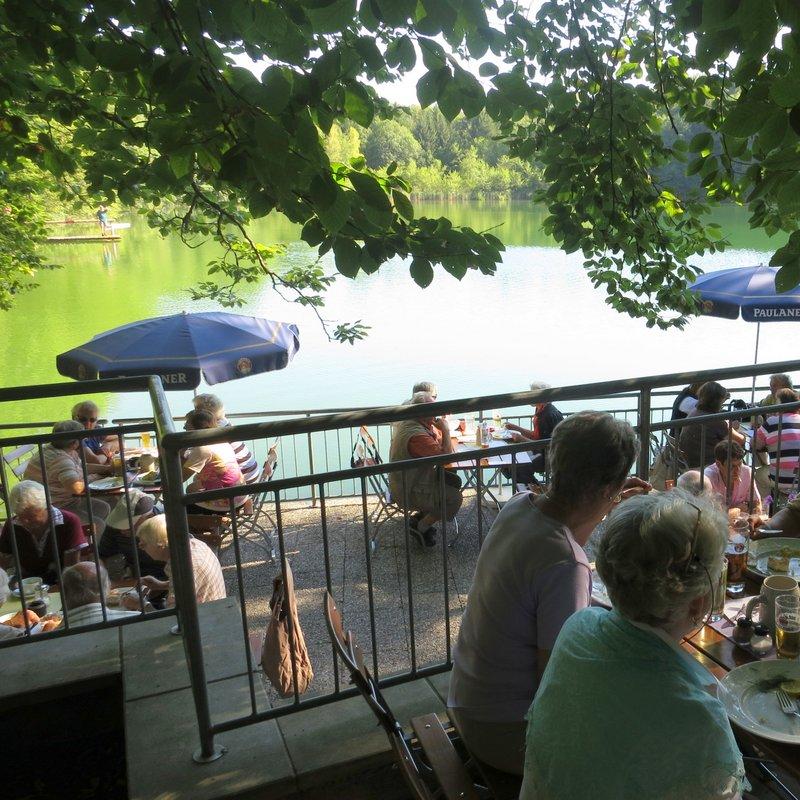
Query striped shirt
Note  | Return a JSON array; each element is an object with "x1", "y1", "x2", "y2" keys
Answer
[
  {"x1": 219, "y1": 418, "x2": 260, "y2": 484},
  {"x1": 165, "y1": 536, "x2": 226, "y2": 605},
  {"x1": 66, "y1": 603, "x2": 139, "y2": 627},
  {"x1": 23, "y1": 445, "x2": 82, "y2": 506},
  {"x1": 755, "y1": 412, "x2": 800, "y2": 491}
]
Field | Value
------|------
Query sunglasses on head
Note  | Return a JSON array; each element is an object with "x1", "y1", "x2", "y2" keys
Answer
[{"x1": 682, "y1": 502, "x2": 703, "y2": 575}]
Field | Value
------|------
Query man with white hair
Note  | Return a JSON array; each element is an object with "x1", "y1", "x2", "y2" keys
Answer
[
  {"x1": 388, "y1": 391, "x2": 463, "y2": 548},
  {"x1": 136, "y1": 514, "x2": 225, "y2": 604},
  {"x1": 0, "y1": 481, "x2": 87, "y2": 582},
  {"x1": 676, "y1": 469, "x2": 713, "y2": 495},
  {"x1": 192, "y1": 393, "x2": 260, "y2": 484},
  {"x1": 412, "y1": 380, "x2": 438, "y2": 400},
  {"x1": 62, "y1": 561, "x2": 142, "y2": 626},
  {"x1": 504, "y1": 381, "x2": 564, "y2": 485}
]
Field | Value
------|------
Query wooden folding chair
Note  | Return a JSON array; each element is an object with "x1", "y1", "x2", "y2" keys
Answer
[
  {"x1": 215, "y1": 444, "x2": 279, "y2": 562},
  {"x1": 350, "y1": 426, "x2": 404, "y2": 552},
  {"x1": 323, "y1": 592, "x2": 487, "y2": 800}
]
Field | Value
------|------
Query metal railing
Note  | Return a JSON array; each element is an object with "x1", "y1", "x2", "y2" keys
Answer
[
  {"x1": 155, "y1": 358, "x2": 800, "y2": 762},
  {"x1": 0, "y1": 376, "x2": 177, "y2": 647}
]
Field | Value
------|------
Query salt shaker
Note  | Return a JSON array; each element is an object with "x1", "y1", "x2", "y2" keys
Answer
[
  {"x1": 750, "y1": 624, "x2": 772, "y2": 656},
  {"x1": 732, "y1": 617, "x2": 752, "y2": 645}
]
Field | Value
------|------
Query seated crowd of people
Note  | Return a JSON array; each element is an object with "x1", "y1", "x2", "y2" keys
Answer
[{"x1": 0, "y1": 393, "x2": 262, "y2": 629}]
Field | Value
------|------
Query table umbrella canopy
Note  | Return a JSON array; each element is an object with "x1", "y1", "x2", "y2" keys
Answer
[
  {"x1": 57, "y1": 311, "x2": 300, "y2": 390},
  {"x1": 689, "y1": 265, "x2": 800, "y2": 322}
]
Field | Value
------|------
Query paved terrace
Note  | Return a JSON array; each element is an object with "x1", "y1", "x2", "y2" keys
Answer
[{"x1": 2, "y1": 491, "x2": 793, "y2": 799}]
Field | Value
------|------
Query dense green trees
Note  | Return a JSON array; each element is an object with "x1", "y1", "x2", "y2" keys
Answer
[{"x1": 2, "y1": 0, "x2": 800, "y2": 334}]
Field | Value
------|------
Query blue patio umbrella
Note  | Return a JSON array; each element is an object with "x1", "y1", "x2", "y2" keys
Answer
[
  {"x1": 689, "y1": 264, "x2": 800, "y2": 398},
  {"x1": 56, "y1": 311, "x2": 300, "y2": 390}
]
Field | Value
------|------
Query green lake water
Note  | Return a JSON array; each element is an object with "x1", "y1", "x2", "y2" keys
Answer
[{"x1": 0, "y1": 201, "x2": 794, "y2": 426}]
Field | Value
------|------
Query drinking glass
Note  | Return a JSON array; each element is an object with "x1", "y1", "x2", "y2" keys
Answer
[
  {"x1": 775, "y1": 594, "x2": 800, "y2": 659},
  {"x1": 710, "y1": 558, "x2": 728, "y2": 622},
  {"x1": 725, "y1": 515, "x2": 750, "y2": 595},
  {"x1": 141, "y1": 431, "x2": 152, "y2": 449}
]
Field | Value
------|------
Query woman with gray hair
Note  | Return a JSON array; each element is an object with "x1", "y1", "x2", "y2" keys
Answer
[
  {"x1": 22, "y1": 420, "x2": 111, "y2": 531},
  {"x1": 448, "y1": 411, "x2": 648, "y2": 774},
  {"x1": 521, "y1": 490, "x2": 745, "y2": 800}
]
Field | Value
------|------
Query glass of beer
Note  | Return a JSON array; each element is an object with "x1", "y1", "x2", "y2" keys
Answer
[
  {"x1": 710, "y1": 558, "x2": 728, "y2": 622},
  {"x1": 725, "y1": 515, "x2": 750, "y2": 595},
  {"x1": 775, "y1": 595, "x2": 800, "y2": 659}
]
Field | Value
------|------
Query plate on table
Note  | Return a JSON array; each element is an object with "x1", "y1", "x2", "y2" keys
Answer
[
  {"x1": 1, "y1": 611, "x2": 45, "y2": 635},
  {"x1": 88, "y1": 476, "x2": 125, "y2": 491},
  {"x1": 10, "y1": 583, "x2": 49, "y2": 599},
  {"x1": 748, "y1": 538, "x2": 800, "y2": 579},
  {"x1": 491, "y1": 431, "x2": 514, "y2": 441},
  {"x1": 719, "y1": 661, "x2": 800, "y2": 744},
  {"x1": 133, "y1": 472, "x2": 160, "y2": 486}
]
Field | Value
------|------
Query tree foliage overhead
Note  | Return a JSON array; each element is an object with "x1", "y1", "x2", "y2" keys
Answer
[
  {"x1": 0, "y1": 0, "x2": 505, "y2": 340},
  {"x1": 1, "y1": 0, "x2": 800, "y2": 334}
]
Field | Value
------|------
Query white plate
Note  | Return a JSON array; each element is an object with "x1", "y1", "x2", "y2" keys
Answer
[
  {"x1": 88, "y1": 476, "x2": 125, "y2": 491},
  {"x1": 0, "y1": 611, "x2": 44, "y2": 635},
  {"x1": 133, "y1": 474, "x2": 160, "y2": 486},
  {"x1": 718, "y1": 661, "x2": 800, "y2": 744},
  {"x1": 491, "y1": 431, "x2": 514, "y2": 441},
  {"x1": 748, "y1": 538, "x2": 800, "y2": 578}
]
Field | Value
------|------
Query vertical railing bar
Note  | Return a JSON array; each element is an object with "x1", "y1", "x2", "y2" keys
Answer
[
  {"x1": 306, "y1": 414, "x2": 317, "y2": 507},
  {"x1": 401, "y1": 470, "x2": 417, "y2": 674},
  {"x1": 0, "y1": 447, "x2": 33, "y2": 634},
  {"x1": 47, "y1": 439, "x2": 74, "y2": 630},
  {"x1": 439, "y1": 466, "x2": 452, "y2": 664},
  {"x1": 699, "y1": 423, "x2": 707, "y2": 494},
  {"x1": 274, "y1": 491, "x2": 301, "y2": 705},
  {"x1": 476, "y1": 452, "x2": 484, "y2": 548},
  {"x1": 318, "y1": 483, "x2": 340, "y2": 693},
  {"x1": 230, "y1": 494, "x2": 258, "y2": 717},
  {"x1": 775, "y1": 414, "x2": 784, "y2": 504},
  {"x1": 360, "y1": 476, "x2": 379, "y2": 681},
  {"x1": 117, "y1": 433, "x2": 146, "y2": 614},
  {"x1": 75, "y1": 439, "x2": 107, "y2": 623}
]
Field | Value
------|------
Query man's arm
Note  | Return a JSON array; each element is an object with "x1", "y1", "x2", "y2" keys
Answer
[{"x1": 432, "y1": 418, "x2": 453, "y2": 454}]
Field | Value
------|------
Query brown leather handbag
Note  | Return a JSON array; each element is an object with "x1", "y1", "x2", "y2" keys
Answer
[{"x1": 261, "y1": 560, "x2": 313, "y2": 697}]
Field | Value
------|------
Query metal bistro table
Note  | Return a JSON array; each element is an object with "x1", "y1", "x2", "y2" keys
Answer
[
  {"x1": 447, "y1": 432, "x2": 534, "y2": 509},
  {"x1": 683, "y1": 579, "x2": 800, "y2": 792}
]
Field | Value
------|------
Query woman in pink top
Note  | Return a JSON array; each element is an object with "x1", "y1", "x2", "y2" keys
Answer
[
  {"x1": 181, "y1": 410, "x2": 245, "y2": 514},
  {"x1": 448, "y1": 412, "x2": 649, "y2": 775}
]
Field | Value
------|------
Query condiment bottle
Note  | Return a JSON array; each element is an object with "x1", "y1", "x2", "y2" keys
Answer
[
  {"x1": 750, "y1": 624, "x2": 772, "y2": 656},
  {"x1": 475, "y1": 424, "x2": 483, "y2": 447},
  {"x1": 732, "y1": 617, "x2": 752, "y2": 645}
]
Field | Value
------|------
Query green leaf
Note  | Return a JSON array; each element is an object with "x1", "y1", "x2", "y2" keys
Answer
[
  {"x1": 349, "y1": 171, "x2": 391, "y2": 213},
  {"x1": 479, "y1": 62, "x2": 499, "y2": 77},
  {"x1": 689, "y1": 132, "x2": 713, "y2": 152},
  {"x1": 758, "y1": 111, "x2": 789, "y2": 152},
  {"x1": 791, "y1": 104, "x2": 800, "y2": 136},
  {"x1": 438, "y1": 80, "x2": 461, "y2": 121},
  {"x1": 721, "y1": 101, "x2": 773, "y2": 138},
  {"x1": 354, "y1": 37, "x2": 385, "y2": 72},
  {"x1": 249, "y1": 191, "x2": 274, "y2": 218},
  {"x1": 416, "y1": 67, "x2": 449, "y2": 108},
  {"x1": 260, "y1": 66, "x2": 293, "y2": 114},
  {"x1": 306, "y1": 0, "x2": 357, "y2": 33},
  {"x1": 453, "y1": 70, "x2": 485, "y2": 118},
  {"x1": 94, "y1": 42, "x2": 141, "y2": 72},
  {"x1": 375, "y1": 0, "x2": 415, "y2": 27},
  {"x1": 775, "y1": 261, "x2": 800, "y2": 293},
  {"x1": 386, "y1": 35, "x2": 416, "y2": 71},
  {"x1": 769, "y1": 74, "x2": 800, "y2": 108},
  {"x1": 392, "y1": 190, "x2": 414, "y2": 221},
  {"x1": 410, "y1": 257, "x2": 433, "y2": 288},
  {"x1": 344, "y1": 83, "x2": 374, "y2": 127},
  {"x1": 333, "y1": 238, "x2": 361, "y2": 278},
  {"x1": 316, "y1": 190, "x2": 351, "y2": 234}
]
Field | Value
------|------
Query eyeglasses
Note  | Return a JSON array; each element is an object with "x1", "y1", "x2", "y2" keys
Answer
[
  {"x1": 682, "y1": 502, "x2": 703, "y2": 575},
  {"x1": 76, "y1": 416, "x2": 97, "y2": 424}
]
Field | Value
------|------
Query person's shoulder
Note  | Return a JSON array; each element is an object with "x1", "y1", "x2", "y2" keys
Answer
[{"x1": 60, "y1": 508, "x2": 83, "y2": 527}]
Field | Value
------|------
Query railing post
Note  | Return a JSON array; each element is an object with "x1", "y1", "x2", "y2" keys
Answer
[
  {"x1": 156, "y1": 401, "x2": 225, "y2": 764},
  {"x1": 306, "y1": 413, "x2": 317, "y2": 507},
  {"x1": 637, "y1": 387, "x2": 651, "y2": 480}
]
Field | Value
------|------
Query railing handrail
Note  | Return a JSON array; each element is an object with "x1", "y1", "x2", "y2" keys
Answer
[{"x1": 159, "y1": 359, "x2": 800, "y2": 451}]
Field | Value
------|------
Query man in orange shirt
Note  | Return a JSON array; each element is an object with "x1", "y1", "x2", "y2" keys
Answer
[{"x1": 388, "y1": 392, "x2": 463, "y2": 548}]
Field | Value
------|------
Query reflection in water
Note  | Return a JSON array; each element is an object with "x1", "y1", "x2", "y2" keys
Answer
[{"x1": 0, "y1": 202, "x2": 796, "y2": 424}]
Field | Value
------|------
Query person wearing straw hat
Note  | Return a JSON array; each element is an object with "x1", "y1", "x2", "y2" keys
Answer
[{"x1": 99, "y1": 489, "x2": 167, "y2": 581}]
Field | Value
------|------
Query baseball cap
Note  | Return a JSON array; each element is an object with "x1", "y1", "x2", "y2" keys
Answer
[{"x1": 107, "y1": 489, "x2": 156, "y2": 531}]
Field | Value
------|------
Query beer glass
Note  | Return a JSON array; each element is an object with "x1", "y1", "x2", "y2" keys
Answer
[
  {"x1": 725, "y1": 515, "x2": 750, "y2": 595},
  {"x1": 710, "y1": 558, "x2": 728, "y2": 622},
  {"x1": 775, "y1": 594, "x2": 800, "y2": 659},
  {"x1": 141, "y1": 431, "x2": 152, "y2": 449}
]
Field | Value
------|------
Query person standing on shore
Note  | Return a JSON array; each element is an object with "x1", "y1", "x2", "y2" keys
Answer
[{"x1": 97, "y1": 205, "x2": 109, "y2": 236}]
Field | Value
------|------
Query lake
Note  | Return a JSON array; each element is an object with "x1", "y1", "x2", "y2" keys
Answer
[{"x1": 1, "y1": 201, "x2": 795, "y2": 426}]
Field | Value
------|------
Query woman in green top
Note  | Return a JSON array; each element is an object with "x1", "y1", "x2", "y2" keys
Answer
[{"x1": 521, "y1": 490, "x2": 747, "y2": 800}]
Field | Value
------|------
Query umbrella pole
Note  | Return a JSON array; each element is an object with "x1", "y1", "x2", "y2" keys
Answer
[{"x1": 750, "y1": 322, "x2": 761, "y2": 405}]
